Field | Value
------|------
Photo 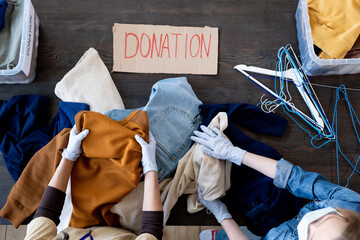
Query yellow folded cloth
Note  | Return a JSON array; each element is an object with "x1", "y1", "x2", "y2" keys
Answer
[{"x1": 307, "y1": 0, "x2": 360, "y2": 59}]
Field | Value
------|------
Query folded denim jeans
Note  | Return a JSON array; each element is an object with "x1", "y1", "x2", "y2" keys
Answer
[{"x1": 106, "y1": 77, "x2": 202, "y2": 181}]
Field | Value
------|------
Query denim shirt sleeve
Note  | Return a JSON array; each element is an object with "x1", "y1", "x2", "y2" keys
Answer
[
  {"x1": 273, "y1": 158, "x2": 294, "y2": 189},
  {"x1": 274, "y1": 159, "x2": 360, "y2": 203}
]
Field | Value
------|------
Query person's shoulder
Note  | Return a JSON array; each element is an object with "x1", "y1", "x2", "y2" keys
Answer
[
  {"x1": 135, "y1": 233, "x2": 158, "y2": 240},
  {"x1": 24, "y1": 217, "x2": 57, "y2": 240},
  {"x1": 265, "y1": 218, "x2": 299, "y2": 240},
  {"x1": 265, "y1": 227, "x2": 297, "y2": 240}
]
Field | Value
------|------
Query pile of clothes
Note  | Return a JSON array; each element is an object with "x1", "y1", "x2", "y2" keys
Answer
[{"x1": 0, "y1": 47, "x2": 301, "y2": 236}]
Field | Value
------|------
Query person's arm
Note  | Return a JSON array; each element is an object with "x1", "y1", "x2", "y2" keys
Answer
[
  {"x1": 143, "y1": 171, "x2": 163, "y2": 211},
  {"x1": 48, "y1": 157, "x2": 75, "y2": 191},
  {"x1": 198, "y1": 124, "x2": 360, "y2": 202},
  {"x1": 135, "y1": 132, "x2": 164, "y2": 240},
  {"x1": 273, "y1": 159, "x2": 360, "y2": 203},
  {"x1": 33, "y1": 157, "x2": 73, "y2": 225},
  {"x1": 197, "y1": 187, "x2": 249, "y2": 240},
  {"x1": 191, "y1": 125, "x2": 277, "y2": 178},
  {"x1": 242, "y1": 152, "x2": 277, "y2": 179},
  {"x1": 33, "y1": 126, "x2": 89, "y2": 225},
  {"x1": 191, "y1": 125, "x2": 360, "y2": 203}
]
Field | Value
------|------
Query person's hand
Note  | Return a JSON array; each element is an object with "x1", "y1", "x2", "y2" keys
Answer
[
  {"x1": 190, "y1": 125, "x2": 246, "y2": 166},
  {"x1": 135, "y1": 131, "x2": 158, "y2": 174},
  {"x1": 62, "y1": 125, "x2": 89, "y2": 161},
  {"x1": 198, "y1": 186, "x2": 232, "y2": 223}
]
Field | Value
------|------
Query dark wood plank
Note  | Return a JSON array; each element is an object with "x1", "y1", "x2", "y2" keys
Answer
[{"x1": 1, "y1": 0, "x2": 359, "y2": 227}]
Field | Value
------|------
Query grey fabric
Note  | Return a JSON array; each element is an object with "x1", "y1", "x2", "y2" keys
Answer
[
  {"x1": 0, "y1": 0, "x2": 24, "y2": 70},
  {"x1": 273, "y1": 158, "x2": 294, "y2": 189}
]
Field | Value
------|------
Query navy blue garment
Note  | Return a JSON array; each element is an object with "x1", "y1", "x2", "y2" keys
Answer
[
  {"x1": 0, "y1": 0, "x2": 7, "y2": 31},
  {"x1": 0, "y1": 95, "x2": 89, "y2": 181},
  {"x1": 199, "y1": 103, "x2": 302, "y2": 236}
]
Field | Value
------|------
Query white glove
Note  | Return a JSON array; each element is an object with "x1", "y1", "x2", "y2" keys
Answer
[
  {"x1": 62, "y1": 125, "x2": 89, "y2": 161},
  {"x1": 135, "y1": 131, "x2": 158, "y2": 174},
  {"x1": 198, "y1": 186, "x2": 232, "y2": 223},
  {"x1": 190, "y1": 125, "x2": 246, "y2": 166}
]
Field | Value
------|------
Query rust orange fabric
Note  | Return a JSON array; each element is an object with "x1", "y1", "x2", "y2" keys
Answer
[
  {"x1": 70, "y1": 110, "x2": 148, "y2": 228},
  {"x1": 0, "y1": 110, "x2": 148, "y2": 228}
]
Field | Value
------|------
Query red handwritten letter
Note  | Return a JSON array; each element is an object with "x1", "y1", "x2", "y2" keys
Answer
[
  {"x1": 161, "y1": 34, "x2": 170, "y2": 58},
  {"x1": 125, "y1": 32, "x2": 139, "y2": 58},
  {"x1": 190, "y1": 34, "x2": 200, "y2": 57},
  {"x1": 201, "y1": 33, "x2": 211, "y2": 58},
  {"x1": 151, "y1": 33, "x2": 163, "y2": 58},
  {"x1": 140, "y1": 33, "x2": 151, "y2": 58},
  {"x1": 172, "y1": 33, "x2": 182, "y2": 58}
]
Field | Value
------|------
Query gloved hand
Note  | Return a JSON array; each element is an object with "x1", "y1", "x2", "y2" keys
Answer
[
  {"x1": 135, "y1": 131, "x2": 158, "y2": 174},
  {"x1": 198, "y1": 186, "x2": 232, "y2": 223},
  {"x1": 62, "y1": 125, "x2": 89, "y2": 161},
  {"x1": 190, "y1": 125, "x2": 246, "y2": 166}
]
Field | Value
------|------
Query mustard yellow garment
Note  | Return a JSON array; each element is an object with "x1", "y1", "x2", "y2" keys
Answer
[
  {"x1": 307, "y1": 0, "x2": 360, "y2": 59},
  {"x1": 0, "y1": 110, "x2": 149, "y2": 229},
  {"x1": 71, "y1": 110, "x2": 149, "y2": 228}
]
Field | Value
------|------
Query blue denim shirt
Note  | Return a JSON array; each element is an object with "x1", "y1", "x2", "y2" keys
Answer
[
  {"x1": 106, "y1": 77, "x2": 202, "y2": 181},
  {"x1": 264, "y1": 159, "x2": 360, "y2": 239}
]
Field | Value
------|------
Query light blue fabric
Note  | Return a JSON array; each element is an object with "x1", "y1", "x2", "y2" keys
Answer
[
  {"x1": 264, "y1": 159, "x2": 360, "y2": 239},
  {"x1": 106, "y1": 77, "x2": 202, "y2": 181},
  {"x1": 0, "y1": 0, "x2": 24, "y2": 70}
]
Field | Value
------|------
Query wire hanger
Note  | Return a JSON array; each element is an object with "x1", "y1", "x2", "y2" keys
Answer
[{"x1": 234, "y1": 44, "x2": 335, "y2": 139}]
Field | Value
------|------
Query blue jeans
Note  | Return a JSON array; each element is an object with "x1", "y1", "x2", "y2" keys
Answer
[
  {"x1": 199, "y1": 104, "x2": 302, "y2": 236},
  {"x1": 264, "y1": 159, "x2": 360, "y2": 239},
  {"x1": 106, "y1": 77, "x2": 202, "y2": 181}
]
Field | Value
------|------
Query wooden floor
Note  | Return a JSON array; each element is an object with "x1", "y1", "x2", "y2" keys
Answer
[
  {"x1": 0, "y1": 225, "x2": 27, "y2": 240},
  {"x1": 0, "y1": 225, "x2": 222, "y2": 240},
  {"x1": 1, "y1": 0, "x2": 360, "y2": 231}
]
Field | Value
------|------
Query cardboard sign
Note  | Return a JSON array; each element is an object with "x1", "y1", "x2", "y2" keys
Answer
[{"x1": 113, "y1": 23, "x2": 218, "y2": 75}]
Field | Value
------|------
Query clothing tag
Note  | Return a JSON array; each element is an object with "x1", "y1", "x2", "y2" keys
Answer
[{"x1": 297, "y1": 207, "x2": 336, "y2": 240}]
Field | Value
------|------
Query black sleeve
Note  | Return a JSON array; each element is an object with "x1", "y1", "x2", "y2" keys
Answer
[
  {"x1": 138, "y1": 211, "x2": 164, "y2": 240},
  {"x1": 33, "y1": 186, "x2": 66, "y2": 226}
]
